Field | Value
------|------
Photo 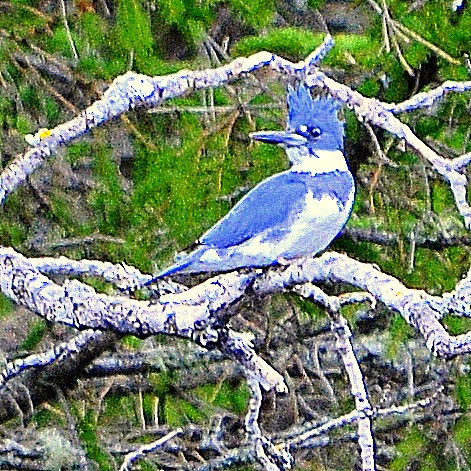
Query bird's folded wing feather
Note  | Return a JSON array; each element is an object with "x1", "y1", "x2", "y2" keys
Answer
[{"x1": 199, "y1": 171, "x2": 309, "y2": 248}]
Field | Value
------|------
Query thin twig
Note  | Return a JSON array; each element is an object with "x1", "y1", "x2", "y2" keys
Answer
[
  {"x1": 58, "y1": 0, "x2": 78, "y2": 63},
  {"x1": 119, "y1": 428, "x2": 183, "y2": 471}
]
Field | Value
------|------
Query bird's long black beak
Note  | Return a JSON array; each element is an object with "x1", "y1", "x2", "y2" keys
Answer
[{"x1": 249, "y1": 131, "x2": 307, "y2": 147}]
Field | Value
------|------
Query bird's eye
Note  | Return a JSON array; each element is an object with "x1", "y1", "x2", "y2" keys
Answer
[
  {"x1": 298, "y1": 125, "x2": 308, "y2": 135},
  {"x1": 296, "y1": 125, "x2": 322, "y2": 139}
]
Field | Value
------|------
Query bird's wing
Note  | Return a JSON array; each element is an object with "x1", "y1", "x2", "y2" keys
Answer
[{"x1": 199, "y1": 171, "x2": 309, "y2": 248}]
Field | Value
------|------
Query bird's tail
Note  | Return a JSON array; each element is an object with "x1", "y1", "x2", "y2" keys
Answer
[{"x1": 143, "y1": 248, "x2": 206, "y2": 286}]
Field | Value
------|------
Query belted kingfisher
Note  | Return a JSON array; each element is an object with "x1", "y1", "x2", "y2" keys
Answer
[{"x1": 146, "y1": 84, "x2": 355, "y2": 282}]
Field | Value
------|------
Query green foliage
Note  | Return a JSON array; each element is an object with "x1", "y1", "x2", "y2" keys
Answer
[
  {"x1": 32, "y1": 407, "x2": 66, "y2": 429},
  {"x1": 443, "y1": 315, "x2": 471, "y2": 336},
  {"x1": 0, "y1": 293, "x2": 14, "y2": 318},
  {"x1": 121, "y1": 335, "x2": 143, "y2": 349},
  {"x1": 20, "y1": 319, "x2": 47, "y2": 350},
  {"x1": 197, "y1": 380, "x2": 250, "y2": 414},
  {"x1": 233, "y1": 28, "x2": 326, "y2": 61},
  {"x1": 229, "y1": 0, "x2": 275, "y2": 28},
  {"x1": 15, "y1": 113, "x2": 34, "y2": 135},
  {"x1": 455, "y1": 373, "x2": 471, "y2": 411},
  {"x1": 114, "y1": 0, "x2": 155, "y2": 68},
  {"x1": 164, "y1": 396, "x2": 205, "y2": 426},
  {"x1": 453, "y1": 416, "x2": 471, "y2": 449},
  {"x1": 153, "y1": 0, "x2": 213, "y2": 43},
  {"x1": 77, "y1": 411, "x2": 114, "y2": 470},
  {"x1": 390, "y1": 426, "x2": 427, "y2": 471},
  {"x1": 385, "y1": 314, "x2": 415, "y2": 359},
  {"x1": 100, "y1": 395, "x2": 137, "y2": 425},
  {"x1": 0, "y1": 2, "x2": 48, "y2": 35},
  {"x1": 89, "y1": 143, "x2": 128, "y2": 236},
  {"x1": 0, "y1": 217, "x2": 28, "y2": 248}
]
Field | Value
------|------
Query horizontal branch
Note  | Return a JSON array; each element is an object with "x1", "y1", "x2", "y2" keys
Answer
[
  {"x1": 0, "y1": 35, "x2": 333, "y2": 204},
  {"x1": 254, "y1": 251, "x2": 471, "y2": 357},
  {"x1": 0, "y1": 246, "x2": 285, "y2": 392},
  {"x1": 306, "y1": 72, "x2": 471, "y2": 228}
]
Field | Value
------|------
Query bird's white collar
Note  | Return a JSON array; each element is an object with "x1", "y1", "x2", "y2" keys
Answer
[{"x1": 290, "y1": 149, "x2": 349, "y2": 174}]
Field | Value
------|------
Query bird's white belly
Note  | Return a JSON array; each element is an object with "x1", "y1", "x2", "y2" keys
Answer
[{"x1": 237, "y1": 190, "x2": 353, "y2": 261}]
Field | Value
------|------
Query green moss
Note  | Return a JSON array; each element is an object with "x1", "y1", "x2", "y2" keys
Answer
[
  {"x1": 443, "y1": 315, "x2": 471, "y2": 336},
  {"x1": 385, "y1": 314, "x2": 415, "y2": 359},
  {"x1": 455, "y1": 374, "x2": 471, "y2": 411},
  {"x1": 81, "y1": 277, "x2": 114, "y2": 295},
  {"x1": 230, "y1": 0, "x2": 275, "y2": 29},
  {"x1": 383, "y1": 62, "x2": 410, "y2": 103},
  {"x1": 418, "y1": 454, "x2": 440, "y2": 471},
  {"x1": 331, "y1": 237, "x2": 382, "y2": 265},
  {"x1": 395, "y1": 151, "x2": 419, "y2": 166},
  {"x1": 340, "y1": 302, "x2": 370, "y2": 325},
  {"x1": 15, "y1": 113, "x2": 34, "y2": 135},
  {"x1": 288, "y1": 294, "x2": 326, "y2": 322},
  {"x1": 78, "y1": 12, "x2": 108, "y2": 50},
  {"x1": 403, "y1": 42, "x2": 429, "y2": 69},
  {"x1": 32, "y1": 407, "x2": 66, "y2": 429},
  {"x1": 390, "y1": 426, "x2": 427, "y2": 471},
  {"x1": 48, "y1": 192, "x2": 75, "y2": 229},
  {"x1": 0, "y1": 293, "x2": 14, "y2": 318},
  {"x1": 213, "y1": 381, "x2": 250, "y2": 415},
  {"x1": 128, "y1": 105, "x2": 287, "y2": 270},
  {"x1": 194, "y1": 380, "x2": 249, "y2": 415},
  {"x1": 43, "y1": 96, "x2": 61, "y2": 124},
  {"x1": 121, "y1": 335, "x2": 143, "y2": 349},
  {"x1": 330, "y1": 34, "x2": 382, "y2": 69},
  {"x1": 405, "y1": 247, "x2": 466, "y2": 293},
  {"x1": 149, "y1": 371, "x2": 176, "y2": 397},
  {"x1": 100, "y1": 395, "x2": 136, "y2": 425},
  {"x1": 89, "y1": 143, "x2": 127, "y2": 236},
  {"x1": 308, "y1": 0, "x2": 324, "y2": 7},
  {"x1": 357, "y1": 78, "x2": 380, "y2": 98},
  {"x1": 0, "y1": 218, "x2": 28, "y2": 247},
  {"x1": 0, "y1": 3, "x2": 48, "y2": 34},
  {"x1": 233, "y1": 28, "x2": 326, "y2": 61},
  {"x1": 78, "y1": 411, "x2": 113, "y2": 470},
  {"x1": 114, "y1": 0, "x2": 154, "y2": 69},
  {"x1": 20, "y1": 319, "x2": 47, "y2": 351},
  {"x1": 443, "y1": 124, "x2": 469, "y2": 152},
  {"x1": 162, "y1": 396, "x2": 205, "y2": 426},
  {"x1": 453, "y1": 416, "x2": 471, "y2": 448},
  {"x1": 66, "y1": 142, "x2": 93, "y2": 167},
  {"x1": 48, "y1": 27, "x2": 76, "y2": 59},
  {"x1": 415, "y1": 115, "x2": 442, "y2": 139}
]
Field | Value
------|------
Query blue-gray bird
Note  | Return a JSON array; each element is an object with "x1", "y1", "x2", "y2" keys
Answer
[{"x1": 146, "y1": 84, "x2": 355, "y2": 282}]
